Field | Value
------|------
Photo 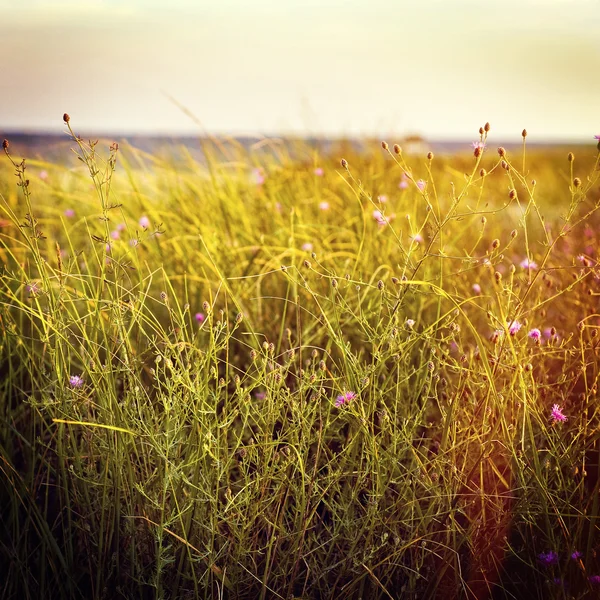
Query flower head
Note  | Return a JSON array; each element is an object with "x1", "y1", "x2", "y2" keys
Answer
[
  {"x1": 472, "y1": 283, "x2": 481, "y2": 295},
  {"x1": 301, "y1": 242, "x2": 313, "y2": 252},
  {"x1": 594, "y1": 135, "x2": 600, "y2": 140},
  {"x1": 314, "y1": 167, "x2": 324, "y2": 176},
  {"x1": 528, "y1": 328, "x2": 541, "y2": 341},
  {"x1": 335, "y1": 391, "x2": 356, "y2": 408},
  {"x1": 139, "y1": 215, "x2": 151, "y2": 229},
  {"x1": 195, "y1": 312, "x2": 205, "y2": 323},
  {"x1": 571, "y1": 550, "x2": 582, "y2": 561},
  {"x1": 508, "y1": 320, "x2": 522, "y2": 336},
  {"x1": 550, "y1": 404, "x2": 567, "y2": 423},
  {"x1": 471, "y1": 141, "x2": 485, "y2": 150},
  {"x1": 520, "y1": 258, "x2": 538, "y2": 270},
  {"x1": 64, "y1": 208, "x2": 75, "y2": 218},
  {"x1": 589, "y1": 575, "x2": 600, "y2": 585},
  {"x1": 405, "y1": 318, "x2": 416, "y2": 329},
  {"x1": 538, "y1": 551, "x2": 559, "y2": 566},
  {"x1": 251, "y1": 167, "x2": 265, "y2": 185},
  {"x1": 416, "y1": 179, "x2": 426, "y2": 191},
  {"x1": 319, "y1": 201, "x2": 330, "y2": 211},
  {"x1": 69, "y1": 374, "x2": 84, "y2": 388}
]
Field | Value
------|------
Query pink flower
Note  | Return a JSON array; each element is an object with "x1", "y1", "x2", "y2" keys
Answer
[
  {"x1": 116, "y1": 223, "x2": 126, "y2": 232},
  {"x1": 251, "y1": 167, "x2": 265, "y2": 185},
  {"x1": 398, "y1": 180, "x2": 408, "y2": 190},
  {"x1": 301, "y1": 242, "x2": 313, "y2": 252},
  {"x1": 139, "y1": 215, "x2": 151, "y2": 229},
  {"x1": 319, "y1": 201, "x2": 330, "y2": 211},
  {"x1": 130, "y1": 239, "x2": 139, "y2": 247},
  {"x1": 195, "y1": 312, "x2": 205, "y2": 323},
  {"x1": 39, "y1": 170, "x2": 48, "y2": 180},
  {"x1": 405, "y1": 319, "x2": 415, "y2": 329},
  {"x1": 594, "y1": 135, "x2": 600, "y2": 140},
  {"x1": 508, "y1": 320, "x2": 522, "y2": 335},
  {"x1": 528, "y1": 328, "x2": 541, "y2": 341},
  {"x1": 416, "y1": 179, "x2": 426, "y2": 191},
  {"x1": 314, "y1": 167, "x2": 324, "y2": 176},
  {"x1": 472, "y1": 283, "x2": 481, "y2": 295},
  {"x1": 372, "y1": 209, "x2": 394, "y2": 226},
  {"x1": 377, "y1": 194, "x2": 388, "y2": 203},
  {"x1": 471, "y1": 141, "x2": 485, "y2": 150},
  {"x1": 335, "y1": 391, "x2": 356, "y2": 408},
  {"x1": 69, "y1": 374, "x2": 84, "y2": 388},
  {"x1": 110, "y1": 230, "x2": 120, "y2": 240},
  {"x1": 550, "y1": 404, "x2": 567, "y2": 423},
  {"x1": 64, "y1": 208, "x2": 75, "y2": 218},
  {"x1": 520, "y1": 258, "x2": 538, "y2": 270},
  {"x1": 411, "y1": 233, "x2": 423, "y2": 244}
]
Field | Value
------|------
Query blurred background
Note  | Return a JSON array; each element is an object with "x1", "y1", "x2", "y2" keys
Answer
[{"x1": 1, "y1": 0, "x2": 598, "y2": 142}]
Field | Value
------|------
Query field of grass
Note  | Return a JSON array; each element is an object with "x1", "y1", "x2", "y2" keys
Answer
[{"x1": 1, "y1": 119, "x2": 600, "y2": 599}]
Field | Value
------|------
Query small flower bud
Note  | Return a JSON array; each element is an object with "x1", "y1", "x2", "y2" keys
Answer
[
  {"x1": 479, "y1": 127, "x2": 484, "y2": 135},
  {"x1": 481, "y1": 216, "x2": 487, "y2": 225},
  {"x1": 202, "y1": 301, "x2": 210, "y2": 311},
  {"x1": 479, "y1": 168, "x2": 486, "y2": 177},
  {"x1": 497, "y1": 147, "x2": 506, "y2": 157},
  {"x1": 63, "y1": 113, "x2": 70, "y2": 123},
  {"x1": 391, "y1": 276, "x2": 400, "y2": 285},
  {"x1": 522, "y1": 129, "x2": 527, "y2": 138},
  {"x1": 341, "y1": 158, "x2": 348, "y2": 169},
  {"x1": 573, "y1": 177, "x2": 581, "y2": 188},
  {"x1": 303, "y1": 259, "x2": 311, "y2": 269},
  {"x1": 491, "y1": 238, "x2": 500, "y2": 249},
  {"x1": 509, "y1": 189, "x2": 517, "y2": 200},
  {"x1": 377, "y1": 280, "x2": 385, "y2": 291},
  {"x1": 381, "y1": 141, "x2": 388, "y2": 150},
  {"x1": 510, "y1": 229, "x2": 518, "y2": 239},
  {"x1": 474, "y1": 146, "x2": 482, "y2": 158},
  {"x1": 331, "y1": 278, "x2": 338, "y2": 288},
  {"x1": 2, "y1": 139, "x2": 8, "y2": 150},
  {"x1": 235, "y1": 312, "x2": 243, "y2": 324},
  {"x1": 531, "y1": 179, "x2": 536, "y2": 186},
  {"x1": 427, "y1": 151, "x2": 434, "y2": 160},
  {"x1": 484, "y1": 122, "x2": 490, "y2": 132},
  {"x1": 494, "y1": 271, "x2": 502, "y2": 283},
  {"x1": 393, "y1": 144, "x2": 402, "y2": 154},
  {"x1": 524, "y1": 363, "x2": 533, "y2": 372},
  {"x1": 568, "y1": 152, "x2": 574, "y2": 162}
]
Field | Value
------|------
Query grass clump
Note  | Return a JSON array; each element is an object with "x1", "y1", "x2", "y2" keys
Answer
[{"x1": 1, "y1": 121, "x2": 600, "y2": 599}]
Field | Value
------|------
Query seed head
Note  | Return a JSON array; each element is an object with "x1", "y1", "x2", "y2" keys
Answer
[
  {"x1": 331, "y1": 278, "x2": 338, "y2": 288},
  {"x1": 522, "y1": 129, "x2": 527, "y2": 138},
  {"x1": 427, "y1": 151, "x2": 434, "y2": 160},
  {"x1": 479, "y1": 127, "x2": 484, "y2": 135},
  {"x1": 391, "y1": 276, "x2": 400, "y2": 285},
  {"x1": 340, "y1": 158, "x2": 348, "y2": 169},
  {"x1": 63, "y1": 113, "x2": 70, "y2": 123},
  {"x1": 510, "y1": 229, "x2": 518, "y2": 239},
  {"x1": 509, "y1": 189, "x2": 517, "y2": 200},
  {"x1": 377, "y1": 280, "x2": 385, "y2": 291},
  {"x1": 568, "y1": 152, "x2": 574, "y2": 162},
  {"x1": 501, "y1": 160, "x2": 509, "y2": 170},
  {"x1": 235, "y1": 312, "x2": 243, "y2": 324},
  {"x1": 479, "y1": 168, "x2": 486, "y2": 177},
  {"x1": 494, "y1": 271, "x2": 502, "y2": 283},
  {"x1": 381, "y1": 141, "x2": 388, "y2": 150},
  {"x1": 491, "y1": 238, "x2": 500, "y2": 249},
  {"x1": 2, "y1": 139, "x2": 8, "y2": 150},
  {"x1": 393, "y1": 144, "x2": 402, "y2": 155},
  {"x1": 484, "y1": 122, "x2": 490, "y2": 132},
  {"x1": 474, "y1": 146, "x2": 482, "y2": 158},
  {"x1": 481, "y1": 216, "x2": 487, "y2": 225},
  {"x1": 497, "y1": 147, "x2": 506, "y2": 157},
  {"x1": 573, "y1": 177, "x2": 581, "y2": 188},
  {"x1": 202, "y1": 300, "x2": 210, "y2": 311}
]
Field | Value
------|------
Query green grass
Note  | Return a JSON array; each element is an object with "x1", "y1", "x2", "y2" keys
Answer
[{"x1": 1, "y1": 122, "x2": 600, "y2": 599}]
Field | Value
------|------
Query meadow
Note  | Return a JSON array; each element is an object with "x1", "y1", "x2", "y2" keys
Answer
[{"x1": 1, "y1": 118, "x2": 599, "y2": 599}]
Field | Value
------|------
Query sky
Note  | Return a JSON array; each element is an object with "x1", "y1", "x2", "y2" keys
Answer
[{"x1": 1, "y1": 0, "x2": 599, "y2": 141}]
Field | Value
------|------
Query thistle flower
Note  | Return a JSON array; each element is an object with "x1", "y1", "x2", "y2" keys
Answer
[
  {"x1": 537, "y1": 551, "x2": 559, "y2": 566},
  {"x1": 528, "y1": 328, "x2": 541, "y2": 341},
  {"x1": 571, "y1": 550, "x2": 582, "y2": 561},
  {"x1": 550, "y1": 404, "x2": 567, "y2": 423},
  {"x1": 69, "y1": 374, "x2": 84, "y2": 388},
  {"x1": 508, "y1": 320, "x2": 522, "y2": 335},
  {"x1": 520, "y1": 258, "x2": 538, "y2": 270},
  {"x1": 589, "y1": 575, "x2": 600, "y2": 585},
  {"x1": 195, "y1": 312, "x2": 205, "y2": 323},
  {"x1": 335, "y1": 391, "x2": 356, "y2": 408}
]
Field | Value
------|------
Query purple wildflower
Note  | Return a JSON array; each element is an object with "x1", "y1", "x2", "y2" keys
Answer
[
  {"x1": 254, "y1": 391, "x2": 266, "y2": 400},
  {"x1": 69, "y1": 374, "x2": 84, "y2": 388},
  {"x1": 538, "y1": 551, "x2": 559, "y2": 566},
  {"x1": 377, "y1": 194, "x2": 388, "y2": 203},
  {"x1": 64, "y1": 208, "x2": 75, "y2": 218},
  {"x1": 398, "y1": 179, "x2": 408, "y2": 190},
  {"x1": 550, "y1": 404, "x2": 567, "y2": 423},
  {"x1": 520, "y1": 258, "x2": 538, "y2": 270},
  {"x1": 416, "y1": 179, "x2": 426, "y2": 191},
  {"x1": 139, "y1": 215, "x2": 151, "y2": 229},
  {"x1": 508, "y1": 320, "x2": 522, "y2": 336},
  {"x1": 129, "y1": 239, "x2": 139, "y2": 247},
  {"x1": 471, "y1": 141, "x2": 485, "y2": 150},
  {"x1": 405, "y1": 319, "x2": 416, "y2": 329},
  {"x1": 528, "y1": 328, "x2": 541, "y2": 341},
  {"x1": 195, "y1": 312, "x2": 205, "y2": 323},
  {"x1": 251, "y1": 167, "x2": 265, "y2": 185},
  {"x1": 110, "y1": 230, "x2": 120, "y2": 240},
  {"x1": 589, "y1": 575, "x2": 600, "y2": 585},
  {"x1": 25, "y1": 281, "x2": 41, "y2": 296},
  {"x1": 335, "y1": 391, "x2": 356, "y2": 408},
  {"x1": 594, "y1": 135, "x2": 600, "y2": 140},
  {"x1": 571, "y1": 550, "x2": 582, "y2": 561}
]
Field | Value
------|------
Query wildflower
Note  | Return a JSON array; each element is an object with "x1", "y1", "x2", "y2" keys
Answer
[
  {"x1": 25, "y1": 281, "x2": 41, "y2": 296},
  {"x1": 195, "y1": 312, "x2": 205, "y2": 323},
  {"x1": 405, "y1": 319, "x2": 415, "y2": 329},
  {"x1": 571, "y1": 550, "x2": 582, "y2": 561},
  {"x1": 472, "y1": 141, "x2": 485, "y2": 150},
  {"x1": 139, "y1": 215, "x2": 151, "y2": 229},
  {"x1": 301, "y1": 242, "x2": 313, "y2": 252},
  {"x1": 537, "y1": 551, "x2": 559, "y2": 566},
  {"x1": 314, "y1": 167, "x2": 324, "y2": 176},
  {"x1": 594, "y1": 135, "x2": 600, "y2": 140},
  {"x1": 129, "y1": 239, "x2": 139, "y2": 247},
  {"x1": 472, "y1": 283, "x2": 481, "y2": 295},
  {"x1": 508, "y1": 320, "x2": 522, "y2": 335},
  {"x1": 64, "y1": 208, "x2": 75, "y2": 217},
  {"x1": 372, "y1": 209, "x2": 394, "y2": 226},
  {"x1": 520, "y1": 258, "x2": 538, "y2": 270},
  {"x1": 528, "y1": 328, "x2": 541, "y2": 341},
  {"x1": 254, "y1": 391, "x2": 266, "y2": 400},
  {"x1": 411, "y1": 233, "x2": 423, "y2": 244},
  {"x1": 110, "y1": 230, "x2": 120, "y2": 240},
  {"x1": 335, "y1": 391, "x2": 356, "y2": 408},
  {"x1": 251, "y1": 167, "x2": 265, "y2": 185},
  {"x1": 116, "y1": 223, "x2": 126, "y2": 231},
  {"x1": 319, "y1": 201, "x2": 330, "y2": 211},
  {"x1": 39, "y1": 170, "x2": 48, "y2": 180},
  {"x1": 69, "y1": 374, "x2": 84, "y2": 388},
  {"x1": 398, "y1": 179, "x2": 408, "y2": 190},
  {"x1": 416, "y1": 179, "x2": 426, "y2": 191},
  {"x1": 589, "y1": 575, "x2": 600, "y2": 585},
  {"x1": 550, "y1": 404, "x2": 567, "y2": 423},
  {"x1": 377, "y1": 194, "x2": 388, "y2": 203}
]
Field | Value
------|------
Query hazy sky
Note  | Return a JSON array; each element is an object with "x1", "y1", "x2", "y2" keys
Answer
[{"x1": 1, "y1": 0, "x2": 599, "y2": 140}]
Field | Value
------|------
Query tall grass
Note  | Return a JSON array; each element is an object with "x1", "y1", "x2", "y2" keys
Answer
[{"x1": 1, "y1": 121, "x2": 600, "y2": 599}]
